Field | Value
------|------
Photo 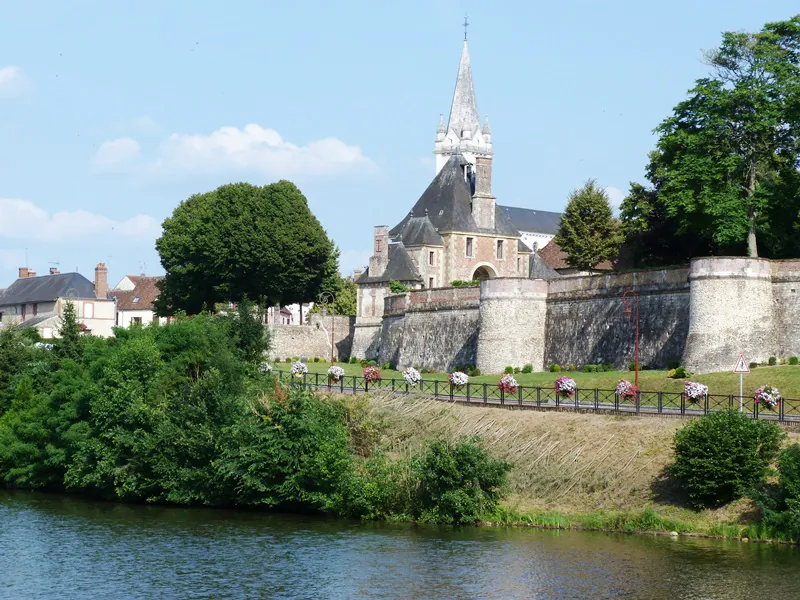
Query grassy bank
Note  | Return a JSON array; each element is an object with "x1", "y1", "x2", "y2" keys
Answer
[
  {"x1": 342, "y1": 391, "x2": 800, "y2": 540},
  {"x1": 290, "y1": 361, "x2": 800, "y2": 398}
]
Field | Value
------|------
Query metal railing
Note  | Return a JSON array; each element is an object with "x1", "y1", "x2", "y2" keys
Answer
[{"x1": 273, "y1": 371, "x2": 800, "y2": 424}]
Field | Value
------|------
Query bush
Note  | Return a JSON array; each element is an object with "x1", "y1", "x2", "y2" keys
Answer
[
  {"x1": 381, "y1": 362, "x2": 392, "y2": 371},
  {"x1": 769, "y1": 356, "x2": 777, "y2": 366},
  {"x1": 549, "y1": 364, "x2": 561, "y2": 373},
  {"x1": 412, "y1": 438, "x2": 510, "y2": 524},
  {"x1": 778, "y1": 444, "x2": 800, "y2": 503},
  {"x1": 790, "y1": 356, "x2": 799, "y2": 365},
  {"x1": 450, "y1": 280, "x2": 480, "y2": 288},
  {"x1": 749, "y1": 362, "x2": 759, "y2": 369},
  {"x1": 628, "y1": 362, "x2": 636, "y2": 372},
  {"x1": 389, "y1": 280, "x2": 411, "y2": 294},
  {"x1": 602, "y1": 364, "x2": 613, "y2": 372},
  {"x1": 671, "y1": 410, "x2": 785, "y2": 509},
  {"x1": 667, "y1": 358, "x2": 682, "y2": 370},
  {"x1": 503, "y1": 366, "x2": 514, "y2": 374},
  {"x1": 522, "y1": 364, "x2": 533, "y2": 374},
  {"x1": 513, "y1": 367, "x2": 521, "y2": 374},
  {"x1": 349, "y1": 357, "x2": 358, "y2": 364},
  {"x1": 668, "y1": 366, "x2": 689, "y2": 379},
  {"x1": 567, "y1": 363, "x2": 577, "y2": 372},
  {"x1": 583, "y1": 364, "x2": 599, "y2": 373},
  {"x1": 467, "y1": 366, "x2": 481, "y2": 377},
  {"x1": 313, "y1": 357, "x2": 320, "y2": 363}
]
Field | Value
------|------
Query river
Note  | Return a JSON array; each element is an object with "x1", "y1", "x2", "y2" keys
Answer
[{"x1": 1, "y1": 491, "x2": 799, "y2": 599}]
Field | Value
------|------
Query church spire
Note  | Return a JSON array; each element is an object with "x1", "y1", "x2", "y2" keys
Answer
[{"x1": 446, "y1": 40, "x2": 481, "y2": 138}]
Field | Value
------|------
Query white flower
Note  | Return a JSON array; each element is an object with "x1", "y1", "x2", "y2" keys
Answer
[
  {"x1": 259, "y1": 362, "x2": 273, "y2": 373},
  {"x1": 499, "y1": 374, "x2": 518, "y2": 392},
  {"x1": 555, "y1": 376, "x2": 577, "y2": 395},
  {"x1": 449, "y1": 371, "x2": 469, "y2": 386},
  {"x1": 291, "y1": 361, "x2": 308, "y2": 375},
  {"x1": 684, "y1": 381, "x2": 708, "y2": 400},
  {"x1": 327, "y1": 365, "x2": 345, "y2": 381},
  {"x1": 402, "y1": 367, "x2": 421, "y2": 386}
]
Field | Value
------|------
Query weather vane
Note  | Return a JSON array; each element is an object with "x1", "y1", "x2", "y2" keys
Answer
[{"x1": 463, "y1": 15, "x2": 469, "y2": 41}]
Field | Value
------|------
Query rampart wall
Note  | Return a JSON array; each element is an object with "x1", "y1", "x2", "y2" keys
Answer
[{"x1": 269, "y1": 314, "x2": 355, "y2": 361}]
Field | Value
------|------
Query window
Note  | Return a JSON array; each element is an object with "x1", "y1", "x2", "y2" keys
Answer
[
  {"x1": 428, "y1": 251, "x2": 434, "y2": 266},
  {"x1": 496, "y1": 240, "x2": 504, "y2": 260},
  {"x1": 133, "y1": 296, "x2": 141, "y2": 304},
  {"x1": 33, "y1": 303, "x2": 38, "y2": 316},
  {"x1": 21, "y1": 304, "x2": 26, "y2": 319},
  {"x1": 132, "y1": 316, "x2": 142, "y2": 325},
  {"x1": 84, "y1": 302, "x2": 94, "y2": 319},
  {"x1": 429, "y1": 277, "x2": 434, "y2": 289},
  {"x1": 517, "y1": 257, "x2": 521, "y2": 272},
  {"x1": 466, "y1": 237, "x2": 474, "y2": 257}
]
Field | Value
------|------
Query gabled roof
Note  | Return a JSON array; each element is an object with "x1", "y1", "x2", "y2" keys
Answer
[
  {"x1": 538, "y1": 240, "x2": 613, "y2": 271},
  {"x1": 390, "y1": 155, "x2": 519, "y2": 237},
  {"x1": 0, "y1": 272, "x2": 96, "y2": 306},
  {"x1": 447, "y1": 41, "x2": 481, "y2": 137},
  {"x1": 500, "y1": 205, "x2": 563, "y2": 236},
  {"x1": 356, "y1": 243, "x2": 422, "y2": 284},
  {"x1": 110, "y1": 275, "x2": 163, "y2": 311},
  {"x1": 529, "y1": 252, "x2": 561, "y2": 279},
  {"x1": 395, "y1": 216, "x2": 444, "y2": 246}
]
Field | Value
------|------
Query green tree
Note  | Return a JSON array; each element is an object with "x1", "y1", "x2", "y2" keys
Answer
[
  {"x1": 57, "y1": 300, "x2": 83, "y2": 361},
  {"x1": 626, "y1": 16, "x2": 800, "y2": 261},
  {"x1": 154, "y1": 181, "x2": 338, "y2": 315},
  {"x1": 554, "y1": 179, "x2": 621, "y2": 270},
  {"x1": 308, "y1": 274, "x2": 358, "y2": 317},
  {"x1": 224, "y1": 297, "x2": 271, "y2": 363}
]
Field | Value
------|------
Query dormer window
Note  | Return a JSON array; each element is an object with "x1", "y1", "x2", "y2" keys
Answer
[{"x1": 133, "y1": 296, "x2": 141, "y2": 304}]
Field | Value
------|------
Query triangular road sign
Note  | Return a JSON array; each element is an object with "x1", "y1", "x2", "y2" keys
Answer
[{"x1": 733, "y1": 354, "x2": 750, "y2": 374}]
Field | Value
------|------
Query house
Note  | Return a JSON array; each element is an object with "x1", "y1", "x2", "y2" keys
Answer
[
  {"x1": 109, "y1": 275, "x2": 165, "y2": 327},
  {"x1": 0, "y1": 264, "x2": 116, "y2": 338},
  {"x1": 536, "y1": 240, "x2": 615, "y2": 276}
]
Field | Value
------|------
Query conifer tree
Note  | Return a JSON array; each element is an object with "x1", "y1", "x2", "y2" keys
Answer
[
  {"x1": 554, "y1": 180, "x2": 621, "y2": 270},
  {"x1": 57, "y1": 300, "x2": 83, "y2": 360}
]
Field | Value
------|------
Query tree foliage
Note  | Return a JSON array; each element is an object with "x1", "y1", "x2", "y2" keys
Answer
[
  {"x1": 622, "y1": 16, "x2": 800, "y2": 265},
  {"x1": 554, "y1": 179, "x2": 621, "y2": 270},
  {"x1": 308, "y1": 274, "x2": 358, "y2": 317},
  {"x1": 154, "y1": 181, "x2": 338, "y2": 315}
]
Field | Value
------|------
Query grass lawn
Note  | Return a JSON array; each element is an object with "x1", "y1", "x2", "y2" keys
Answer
[{"x1": 272, "y1": 360, "x2": 800, "y2": 399}]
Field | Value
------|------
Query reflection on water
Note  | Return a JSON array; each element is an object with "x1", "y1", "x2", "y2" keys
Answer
[{"x1": 1, "y1": 490, "x2": 798, "y2": 599}]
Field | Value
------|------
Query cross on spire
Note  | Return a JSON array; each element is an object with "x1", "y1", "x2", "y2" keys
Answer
[{"x1": 463, "y1": 15, "x2": 469, "y2": 41}]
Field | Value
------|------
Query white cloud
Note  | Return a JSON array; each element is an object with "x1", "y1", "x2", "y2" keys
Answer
[
  {"x1": 91, "y1": 137, "x2": 141, "y2": 172},
  {"x1": 0, "y1": 198, "x2": 160, "y2": 243},
  {"x1": 0, "y1": 66, "x2": 24, "y2": 97},
  {"x1": 132, "y1": 115, "x2": 159, "y2": 134},
  {"x1": 604, "y1": 186, "x2": 626, "y2": 216},
  {"x1": 92, "y1": 124, "x2": 375, "y2": 177},
  {"x1": 339, "y1": 249, "x2": 371, "y2": 276}
]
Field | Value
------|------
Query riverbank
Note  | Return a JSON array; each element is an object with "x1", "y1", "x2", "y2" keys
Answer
[{"x1": 348, "y1": 391, "x2": 800, "y2": 542}]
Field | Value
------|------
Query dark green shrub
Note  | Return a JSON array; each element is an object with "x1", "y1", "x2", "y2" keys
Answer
[
  {"x1": 549, "y1": 364, "x2": 561, "y2": 373},
  {"x1": 583, "y1": 364, "x2": 598, "y2": 373},
  {"x1": 671, "y1": 410, "x2": 785, "y2": 509},
  {"x1": 567, "y1": 363, "x2": 577, "y2": 371},
  {"x1": 349, "y1": 357, "x2": 358, "y2": 364},
  {"x1": 450, "y1": 280, "x2": 480, "y2": 288},
  {"x1": 513, "y1": 367, "x2": 521, "y2": 374},
  {"x1": 412, "y1": 438, "x2": 510, "y2": 524},
  {"x1": 503, "y1": 366, "x2": 514, "y2": 374},
  {"x1": 602, "y1": 364, "x2": 614, "y2": 372},
  {"x1": 790, "y1": 356, "x2": 799, "y2": 365},
  {"x1": 522, "y1": 364, "x2": 533, "y2": 374},
  {"x1": 381, "y1": 362, "x2": 392, "y2": 370},
  {"x1": 778, "y1": 444, "x2": 800, "y2": 503},
  {"x1": 467, "y1": 366, "x2": 481, "y2": 377},
  {"x1": 628, "y1": 362, "x2": 636, "y2": 371},
  {"x1": 749, "y1": 362, "x2": 759, "y2": 369},
  {"x1": 389, "y1": 280, "x2": 411, "y2": 294},
  {"x1": 769, "y1": 356, "x2": 777, "y2": 366},
  {"x1": 313, "y1": 357, "x2": 320, "y2": 363},
  {"x1": 669, "y1": 366, "x2": 689, "y2": 379}
]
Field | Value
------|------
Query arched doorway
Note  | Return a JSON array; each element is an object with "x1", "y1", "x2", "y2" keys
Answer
[{"x1": 472, "y1": 265, "x2": 496, "y2": 281}]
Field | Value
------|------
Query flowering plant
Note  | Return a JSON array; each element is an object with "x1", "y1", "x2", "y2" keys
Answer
[
  {"x1": 259, "y1": 362, "x2": 273, "y2": 374},
  {"x1": 327, "y1": 365, "x2": 345, "y2": 381},
  {"x1": 554, "y1": 376, "x2": 577, "y2": 398},
  {"x1": 363, "y1": 366, "x2": 382, "y2": 383},
  {"x1": 402, "y1": 367, "x2": 421, "y2": 387},
  {"x1": 615, "y1": 379, "x2": 638, "y2": 399},
  {"x1": 754, "y1": 385, "x2": 781, "y2": 411},
  {"x1": 498, "y1": 374, "x2": 518, "y2": 394},
  {"x1": 290, "y1": 361, "x2": 308, "y2": 376},
  {"x1": 683, "y1": 381, "x2": 708, "y2": 403},
  {"x1": 449, "y1": 371, "x2": 469, "y2": 387}
]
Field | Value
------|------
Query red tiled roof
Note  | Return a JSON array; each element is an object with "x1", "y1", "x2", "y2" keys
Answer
[
  {"x1": 537, "y1": 241, "x2": 613, "y2": 271},
  {"x1": 110, "y1": 276, "x2": 163, "y2": 311}
]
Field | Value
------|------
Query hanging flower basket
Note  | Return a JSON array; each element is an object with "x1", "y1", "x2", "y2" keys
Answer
[
  {"x1": 363, "y1": 366, "x2": 382, "y2": 383},
  {"x1": 290, "y1": 361, "x2": 308, "y2": 378},
  {"x1": 554, "y1": 376, "x2": 576, "y2": 399},
  {"x1": 402, "y1": 367, "x2": 421, "y2": 387},
  {"x1": 449, "y1": 371, "x2": 469, "y2": 387},
  {"x1": 616, "y1": 379, "x2": 638, "y2": 400},
  {"x1": 498, "y1": 374, "x2": 518, "y2": 395},
  {"x1": 754, "y1": 385, "x2": 781, "y2": 411},
  {"x1": 327, "y1": 365, "x2": 345, "y2": 382},
  {"x1": 259, "y1": 362, "x2": 273, "y2": 374},
  {"x1": 683, "y1": 381, "x2": 708, "y2": 404}
]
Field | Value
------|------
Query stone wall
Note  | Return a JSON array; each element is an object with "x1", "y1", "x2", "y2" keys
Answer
[
  {"x1": 379, "y1": 287, "x2": 480, "y2": 371},
  {"x1": 545, "y1": 268, "x2": 690, "y2": 371},
  {"x1": 269, "y1": 314, "x2": 355, "y2": 361},
  {"x1": 772, "y1": 260, "x2": 800, "y2": 359}
]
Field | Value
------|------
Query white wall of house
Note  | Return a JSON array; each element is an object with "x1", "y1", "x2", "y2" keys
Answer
[
  {"x1": 519, "y1": 231, "x2": 555, "y2": 252},
  {"x1": 117, "y1": 308, "x2": 163, "y2": 328}
]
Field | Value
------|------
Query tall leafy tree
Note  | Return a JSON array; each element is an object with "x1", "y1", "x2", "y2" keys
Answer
[
  {"x1": 308, "y1": 274, "x2": 358, "y2": 317},
  {"x1": 155, "y1": 181, "x2": 338, "y2": 315},
  {"x1": 57, "y1": 300, "x2": 84, "y2": 361},
  {"x1": 554, "y1": 180, "x2": 621, "y2": 270},
  {"x1": 629, "y1": 16, "x2": 800, "y2": 260}
]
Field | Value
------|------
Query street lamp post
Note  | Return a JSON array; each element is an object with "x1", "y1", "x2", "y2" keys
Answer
[
  {"x1": 622, "y1": 290, "x2": 640, "y2": 391},
  {"x1": 318, "y1": 291, "x2": 336, "y2": 364}
]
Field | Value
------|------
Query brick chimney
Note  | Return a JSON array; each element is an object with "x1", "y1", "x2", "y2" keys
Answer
[
  {"x1": 49, "y1": 267, "x2": 60, "y2": 275},
  {"x1": 18, "y1": 267, "x2": 29, "y2": 279},
  {"x1": 471, "y1": 156, "x2": 496, "y2": 230},
  {"x1": 94, "y1": 263, "x2": 109, "y2": 299},
  {"x1": 368, "y1": 226, "x2": 389, "y2": 278}
]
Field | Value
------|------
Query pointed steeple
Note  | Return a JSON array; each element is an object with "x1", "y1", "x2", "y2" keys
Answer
[
  {"x1": 482, "y1": 114, "x2": 491, "y2": 135},
  {"x1": 447, "y1": 41, "x2": 481, "y2": 138}
]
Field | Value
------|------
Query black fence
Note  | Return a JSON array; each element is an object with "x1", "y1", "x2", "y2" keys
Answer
[{"x1": 273, "y1": 370, "x2": 800, "y2": 424}]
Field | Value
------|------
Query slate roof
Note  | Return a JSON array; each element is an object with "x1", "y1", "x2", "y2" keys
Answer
[
  {"x1": 0, "y1": 272, "x2": 96, "y2": 306},
  {"x1": 447, "y1": 41, "x2": 481, "y2": 138},
  {"x1": 390, "y1": 155, "x2": 519, "y2": 237},
  {"x1": 499, "y1": 205, "x2": 563, "y2": 236},
  {"x1": 110, "y1": 276, "x2": 163, "y2": 311},
  {"x1": 517, "y1": 240, "x2": 532, "y2": 253},
  {"x1": 395, "y1": 216, "x2": 444, "y2": 246},
  {"x1": 356, "y1": 243, "x2": 422, "y2": 284},
  {"x1": 529, "y1": 252, "x2": 561, "y2": 279},
  {"x1": 538, "y1": 241, "x2": 613, "y2": 271}
]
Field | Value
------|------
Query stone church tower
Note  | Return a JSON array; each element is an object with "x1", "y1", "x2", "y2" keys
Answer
[{"x1": 434, "y1": 40, "x2": 493, "y2": 175}]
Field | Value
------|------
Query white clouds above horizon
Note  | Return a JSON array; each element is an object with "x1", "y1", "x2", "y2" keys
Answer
[
  {"x1": 91, "y1": 124, "x2": 375, "y2": 178},
  {"x1": 0, "y1": 198, "x2": 161, "y2": 243},
  {"x1": 0, "y1": 66, "x2": 25, "y2": 97}
]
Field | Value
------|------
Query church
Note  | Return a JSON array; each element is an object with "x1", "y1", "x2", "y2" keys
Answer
[{"x1": 354, "y1": 37, "x2": 562, "y2": 325}]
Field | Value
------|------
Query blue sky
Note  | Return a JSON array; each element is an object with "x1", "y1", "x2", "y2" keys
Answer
[{"x1": 1, "y1": 0, "x2": 798, "y2": 287}]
